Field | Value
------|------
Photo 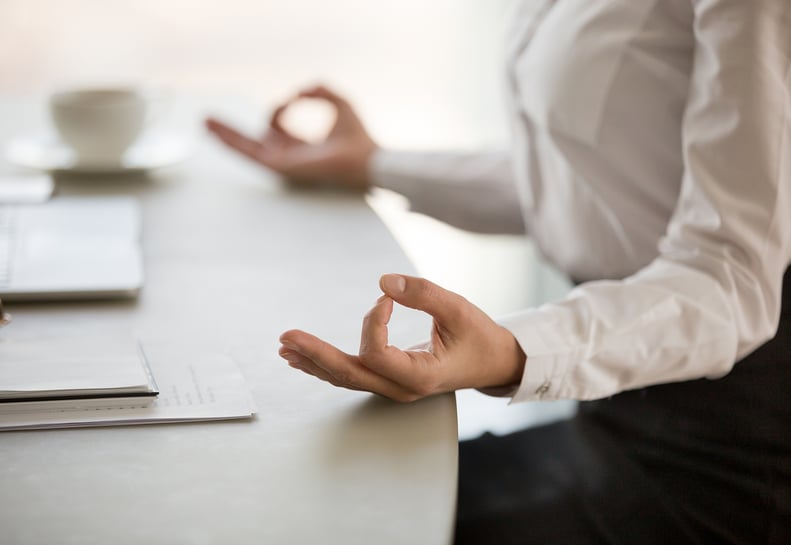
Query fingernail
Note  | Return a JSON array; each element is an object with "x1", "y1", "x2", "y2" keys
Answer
[
  {"x1": 280, "y1": 349, "x2": 301, "y2": 363},
  {"x1": 280, "y1": 339, "x2": 298, "y2": 351},
  {"x1": 381, "y1": 274, "x2": 406, "y2": 295}
]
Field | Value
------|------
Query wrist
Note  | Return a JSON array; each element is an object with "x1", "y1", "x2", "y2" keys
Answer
[
  {"x1": 473, "y1": 328, "x2": 525, "y2": 398},
  {"x1": 495, "y1": 326, "x2": 526, "y2": 389},
  {"x1": 354, "y1": 140, "x2": 379, "y2": 190}
]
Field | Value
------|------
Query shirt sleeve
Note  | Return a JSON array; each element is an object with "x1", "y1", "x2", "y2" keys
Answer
[
  {"x1": 369, "y1": 150, "x2": 526, "y2": 235},
  {"x1": 503, "y1": 0, "x2": 791, "y2": 402},
  {"x1": 364, "y1": 0, "x2": 559, "y2": 237}
]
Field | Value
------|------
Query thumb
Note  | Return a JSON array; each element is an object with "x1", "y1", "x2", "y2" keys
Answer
[{"x1": 379, "y1": 274, "x2": 467, "y2": 325}]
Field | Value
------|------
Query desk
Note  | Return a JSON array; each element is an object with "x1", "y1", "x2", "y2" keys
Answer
[{"x1": 0, "y1": 98, "x2": 458, "y2": 545}]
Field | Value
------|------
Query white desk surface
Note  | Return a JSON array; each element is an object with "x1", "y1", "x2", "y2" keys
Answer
[{"x1": 0, "y1": 99, "x2": 458, "y2": 545}]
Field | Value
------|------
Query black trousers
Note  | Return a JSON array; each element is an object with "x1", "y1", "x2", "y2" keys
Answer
[{"x1": 455, "y1": 269, "x2": 791, "y2": 545}]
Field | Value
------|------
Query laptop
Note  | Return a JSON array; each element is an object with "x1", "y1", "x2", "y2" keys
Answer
[{"x1": 0, "y1": 196, "x2": 144, "y2": 301}]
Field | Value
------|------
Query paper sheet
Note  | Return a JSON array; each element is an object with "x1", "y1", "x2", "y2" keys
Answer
[
  {"x1": 0, "y1": 175, "x2": 54, "y2": 204},
  {"x1": 0, "y1": 339, "x2": 153, "y2": 400},
  {"x1": 0, "y1": 343, "x2": 256, "y2": 431}
]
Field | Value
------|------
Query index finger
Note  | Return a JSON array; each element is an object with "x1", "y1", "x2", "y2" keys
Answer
[
  {"x1": 359, "y1": 295, "x2": 393, "y2": 356},
  {"x1": 269, "y1": 103, "x2": 290, "y2": 133},
  {"x1": 297, "y1": 85, "x2": 352, "y2": 112},
  {"x1": 358, "y1": 296, "x2": 439, "y2": 391}
]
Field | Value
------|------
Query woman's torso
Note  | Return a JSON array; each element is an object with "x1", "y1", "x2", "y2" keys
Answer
[
  {"x1": 506, "y1": 2, "x2": 791, "y2": 540},
  {"x1": 505, "y1": 0, "x2": 695, "y2": 281}
]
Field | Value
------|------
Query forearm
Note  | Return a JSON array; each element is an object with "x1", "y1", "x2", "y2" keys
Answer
[
  {"x1": 502, "y1": 0, "x2": 791, "y2": 402},
  {"x1": 370, "y1": 150, "x2": 526, "y2": 235}
]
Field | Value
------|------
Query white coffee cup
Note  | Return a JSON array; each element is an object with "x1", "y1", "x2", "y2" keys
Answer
[{"x1": 49, "y1": 87, "x2": 147, "y2": 164}]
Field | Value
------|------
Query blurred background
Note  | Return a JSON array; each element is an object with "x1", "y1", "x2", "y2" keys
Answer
[{"x1": 1, "y1": 0, "x2": 574, "y2": 438}]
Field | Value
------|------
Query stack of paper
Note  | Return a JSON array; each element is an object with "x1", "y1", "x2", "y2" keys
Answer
[
  {"x1": 0, "y1": 339, "x2": 157, "y2": 403},
  {"x1": 0, "y1": 174, "x2": 54, "y2": 204},
  {"x1": 0, "y1": 341, "x2": 256, "y2": 431}
]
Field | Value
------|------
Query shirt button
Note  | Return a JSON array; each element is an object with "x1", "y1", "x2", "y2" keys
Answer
[{"x1": 535, "y1": 381, "x2": 551, "y2": 396}]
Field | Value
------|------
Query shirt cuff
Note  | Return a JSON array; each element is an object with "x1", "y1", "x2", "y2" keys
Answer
[{"x1": 497, "y1": 309, "x2": 579, "y2": 403}]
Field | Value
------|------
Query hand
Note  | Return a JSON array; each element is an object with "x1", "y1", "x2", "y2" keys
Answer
[
  {"x1": 206, "y1": 84, "x2": 378, "y2": 190},
  {"x1": 278, "y1": 274, "x2": 527, "y2": 402}
]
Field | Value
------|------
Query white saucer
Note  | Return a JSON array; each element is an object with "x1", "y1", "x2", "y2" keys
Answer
[{"x1": 4, "y1": 130, "x2": 192, "y2": 173}]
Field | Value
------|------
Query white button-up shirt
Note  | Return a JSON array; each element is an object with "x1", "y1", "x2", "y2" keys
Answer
[{"x1": 372, "y1": 0, "x2": 791, "y2": 401}]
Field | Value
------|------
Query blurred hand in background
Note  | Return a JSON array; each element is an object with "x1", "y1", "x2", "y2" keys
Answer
[{"x1": 206, "y1": 84, "x2": 378, "y2": 190}]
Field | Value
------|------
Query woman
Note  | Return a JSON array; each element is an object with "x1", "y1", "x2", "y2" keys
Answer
[{"x1": 207, "y1": 0, "x2": 790, "y2": 542}]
